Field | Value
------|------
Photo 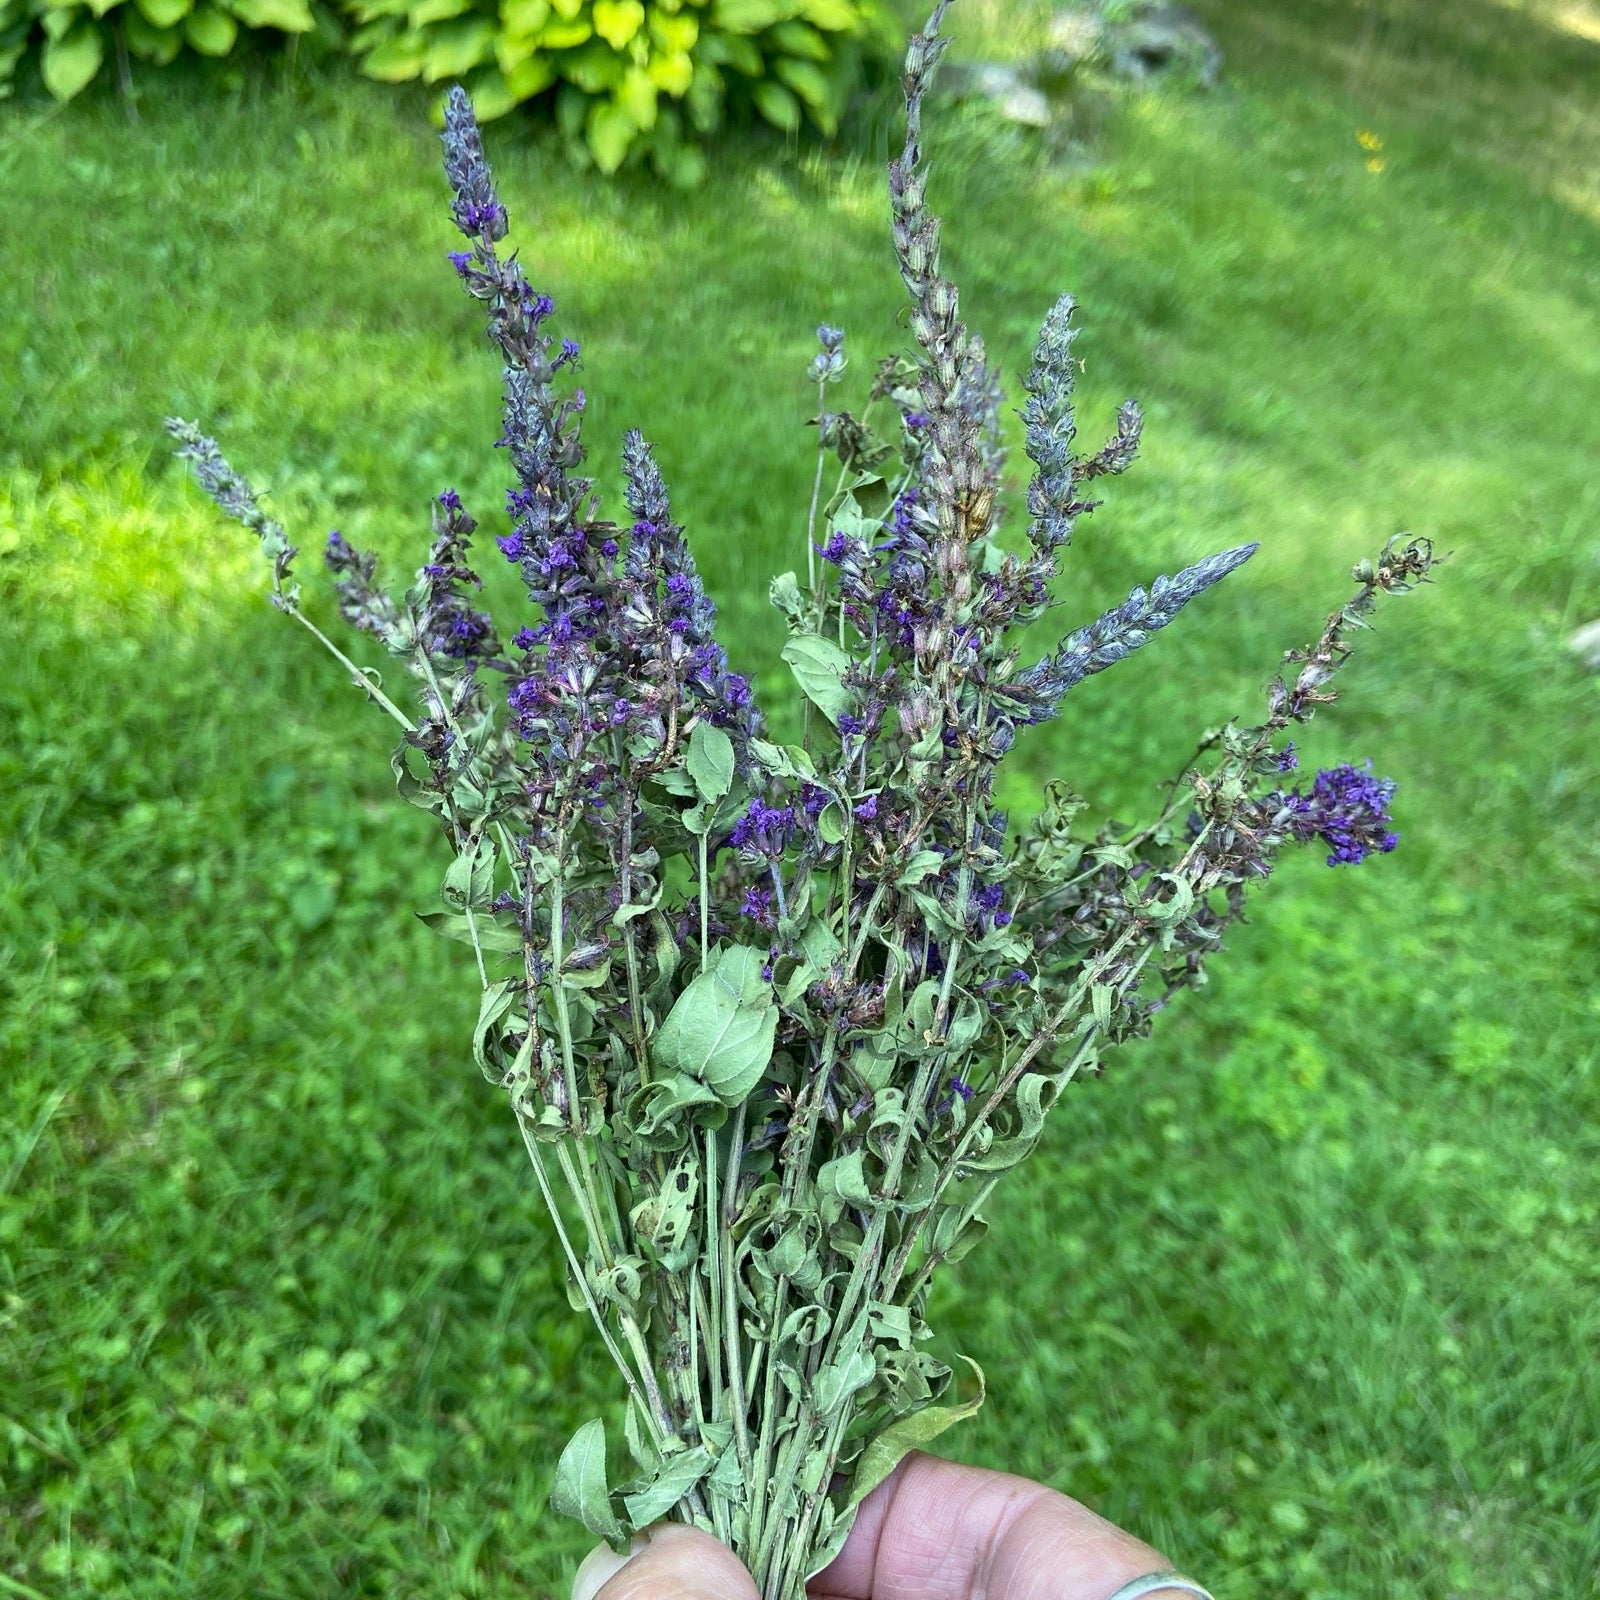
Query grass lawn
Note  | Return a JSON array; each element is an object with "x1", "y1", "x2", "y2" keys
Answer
[{"x1": 2, "y1": 0, "x2": 1598, "y2": 1595}]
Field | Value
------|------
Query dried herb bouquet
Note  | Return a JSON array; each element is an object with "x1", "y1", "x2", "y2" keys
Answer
[{"x1": 169, "y1": 7, "x2": 1434, "y2": 1596}]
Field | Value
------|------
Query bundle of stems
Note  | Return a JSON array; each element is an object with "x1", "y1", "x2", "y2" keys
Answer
[{"x1": 169, "y1": 6, "x2": 1434, "y2": 1594}]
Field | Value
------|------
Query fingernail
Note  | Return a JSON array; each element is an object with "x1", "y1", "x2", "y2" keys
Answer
[{"x1": 573, "y1": 1533, "x2": 649, "y2": 1600}]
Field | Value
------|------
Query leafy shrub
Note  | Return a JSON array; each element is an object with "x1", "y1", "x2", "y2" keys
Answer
[
  {"x1": 0, "y1": 0, "x2": 896, "y2": 185},
  {"x1": 0, "y1": 0, "x2": 324, "y2": 104}
]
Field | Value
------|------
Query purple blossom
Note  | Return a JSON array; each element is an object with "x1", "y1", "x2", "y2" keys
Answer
[
  {"x1": 740, "y1": 886, "x2": 774, "y2": 926},
  {"x1": 949, "y1": 1077, "x2": 974, "y2": 1101},
  {"x1": 818, "y1": 530, "x2": 848, "y2": 564},
  {"x1": 447, "y1": 251, "x2": 474, "y2": 275},
  {"x1": 1275, "y1": 761, "x2": 1399, "y2": 867},
  {"x1": 853, "y1": 794, "x2": 878, "y2": 822},
  {"x1": 1274, "y1": 742, "x2": 1299, "y2": 772},
  {"x1": 729, "y1": 798, "x2": 794, "y2": 859},
  {"x1": 838, "y1": 713, "x2": 866, "y2": 737},
  {"x1": 904, "y1": 411, "x2": 930, "y2": 430}
]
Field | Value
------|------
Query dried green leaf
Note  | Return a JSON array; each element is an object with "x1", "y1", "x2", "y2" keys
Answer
[
  {"x1": 688, "y1": 719, "x2": 736, "y2": 803},
  {"x1": 652, "y1": 945, "x2": 777, "y2": 1103},
  {"x1": 415, "y1": 910, "x2": 522, "y2": 953},
  {"x1": 847, "y1": 1358, "x2": 986, "y2": 1510},
  {"x1": 550, "y1": 1418, "x2": 626, "y2": 1543},
  {"x1": 621, "y1": 1444, "x2": 715, "y2": 1525},
  {"x1": 782, "y1": 634, "x2": 853, "y2": 725}
]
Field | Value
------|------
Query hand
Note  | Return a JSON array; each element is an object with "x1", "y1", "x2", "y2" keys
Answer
[{"x1": 571, "y1": 1451, "x2": 1198, "y2": 1600}]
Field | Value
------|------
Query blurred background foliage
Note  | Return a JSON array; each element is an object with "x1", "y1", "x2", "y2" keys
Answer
[
  {"x1": 0, "y1": 0, "x2": 898, "y2": 182},
  {"x1": 2, "y1": 0, "x2": 1598, "y2": 1595}
]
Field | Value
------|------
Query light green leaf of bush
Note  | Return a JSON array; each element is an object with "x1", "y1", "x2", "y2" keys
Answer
[
  {"x1": 550, "y1": 1418, "x2": 626, "y2": 1543},
  {"x1": 421, "y1": 17, "x2": 496, "y2": 79},
  {"x1": 769, "y1": 17, "x2": 826, "y2": 57},
  {"x1": 184, "y1": 6, "x2": 238, "y2": 54},
  {"x1": 586, "y1": 94, "x2": 635, "y2": 169},
  {"x1": 619, "y1": 62, "x2": 657, "y2": 127},
  {"x1": 567, "y1": 35, "x2": 623, "y2": 89},
  {"x1": 846, "y1": 1358, "x2": 986, "y2": 1509},
  {"x1": 647, "y1": 47, "x2": 693, "y2": 95},
  {"x1": 41, "y1": 21, "x2": 103, "y2": 98},
  {"x1": 752, "y1": 77, "x2": 800, "y2": 130},
  {"x1": 797, "y1": 0, "x2": 857, "y2": 31},
  {"x1": 653, "y1": 944, "x2": 776, "y2": 1103},
  {"x1": 230, "y1": 0, "x2": 313, "y2": 29},
  {"x1": 409, "y1": 0, "x2": 474, "y2": 25},
  {"x1": 358, "y1": 30, "x2": 426, "y2": 77},
  {"x1": 774, "y1": 53, "x2": 827, "y2": 104},
  {"x1": 591, "y1": 0, "x2": 642, "y2": 47},
  {"x1": 499, "y1": 0, "x2": 549, "y2": 35},
  {"x1": 137, "y1": 0, "x2": 192, "y2": 30},
  {"x1": 781, "y1": 634, "x2": 851, "y2": 724},
  {"x1": 711, "y1": 0, "x2": 790, "y2": 34},
  {"x1": 122, "y1": 8, "x2": 182, "y2": 59},
  {"x1": 539, "y1": 14, "x2": 590, "y2": 46}
]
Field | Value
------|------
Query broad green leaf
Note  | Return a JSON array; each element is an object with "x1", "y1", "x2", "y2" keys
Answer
[
  {"x1": 409, "y1": 0, "x2": 473, "y2": 24},
  {"x1": 421, "y1": 17, "x2": 497, "y2": 80},
  {"x1": 184, "y1": 6, "x2": 238, "y2": 53},
  {"x1": 550, "y1": 1418, "x2": 626, "y2": 1543},
  {"x1": 646, "y1": 48, "x2": 693, "y2": 96},
  {"x1": 621, "y1": 1444, "x2": 714, "y2": 1525},
  {"x1": 358, "y1": 31, "x2": 426, "y2": 77},
  {"x1": 770, "y1": 569, "x2": 804, "y2": 622},
  {"x1": 136, "y1": 0, "x2": 191, "y2": 31},
  {"x1": 499, "y1": 0, "x2": 549, "y2": 34},
  {"x1": 122, "y1": 9, "x2": 181, "y2": 59},
  {"x1": 847, "y1": 1358, "x2": 986, "y2": 1510},
  {"x1": 618, "y1": 63, "x2": 657, "y2": 128},
  {"x1": 687, "y1": 719, "x2": 734, "y2": 803},
  {"x1": 782, "y1": 634, "x2": 852, "y2": 725},
  {"x1": 769, "y1": 17, "x2": 826, "y2": 56},
  {"x1": 752, "y1": 78, "x2": 801, "y2": 131},
  {"x1": 41, "y1": 22, "x2": 102, "y2": 98},
  {"x1": 229, "y1": 0, "x2": 313, "y2": 29},
  {"x1": 648, "y1": 9, "x2": 696, "y2": 50},
  {"x1": 711, "y1": 0, "x2": 789, "y2": 32},
  {"x1": 591, "y1": 0, "x2": 642, "y2": 46},
  {"x1": 467, "y1": 66, "x2": 520, "y2": 120},
  {"x1": 567, "y1": 34, "x2": 623, "y2": 90},
  {"x1": 775, "y1": 55, "x2": 835, "y2": 126},
  {"x1": 797, "y1": 0, "x2": 857, "y2": 29},
  {"x1": 539, "y1": 14, "x2": 590, "y2": 45},
  {"x1": 896, "y1": 849, "x2": 945, "y2": 887},
  {"x1": 652, "y1": 944, "x2": 776, "y2": 1103}
]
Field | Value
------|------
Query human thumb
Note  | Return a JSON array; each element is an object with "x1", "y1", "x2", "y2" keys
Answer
[{"x1": 572, "y1": 1525, "x2": 761, "y2": 1600}]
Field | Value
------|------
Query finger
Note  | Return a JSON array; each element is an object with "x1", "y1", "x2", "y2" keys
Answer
[
  {"x1": 809, "y1": 1451, "x2": 1172, "y2": 1600},
  {"x1": 574, "y1": 1524, "x2": 761, "y2": 1600}
]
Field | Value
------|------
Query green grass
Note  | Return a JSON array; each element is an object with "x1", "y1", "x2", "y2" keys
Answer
[{"x1": 2, "y1": 1, "x2": 1598, "y2": 1595}]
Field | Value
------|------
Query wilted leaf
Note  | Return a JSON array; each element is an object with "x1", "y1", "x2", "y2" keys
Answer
[
  {"x1": 847, "y1": 1358, "x2": 986, "y2": 1509},
  {"x1": 653, "y1": 945, "x2": 776, "y2": 1103},
  {"x1": 550, "y1": 1418, "x2": 626, "y2": 1542}
]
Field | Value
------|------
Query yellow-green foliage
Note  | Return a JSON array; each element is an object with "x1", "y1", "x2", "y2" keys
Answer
[{"x1": 0, "y1": 0, "x2": 896, "y2": 184}]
